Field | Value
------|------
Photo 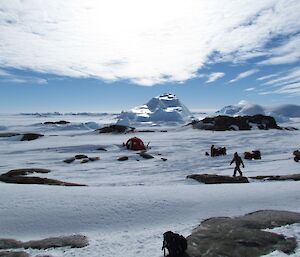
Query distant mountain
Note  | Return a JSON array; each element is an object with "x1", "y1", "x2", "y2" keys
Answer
[
  {"x1": 116, "y1": 93, "x2": 194, "y2": 125},
  {"x1": 216, "y1": 101, "x2": 300, "y2": 122},
  {"x1": 266, "y1": 104, "x2": 300, "y2": 118}
]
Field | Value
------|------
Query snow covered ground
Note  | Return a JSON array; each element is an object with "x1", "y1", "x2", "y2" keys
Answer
[{"x1": 0, "y1": 113, "x2": 299, "y2": 257}]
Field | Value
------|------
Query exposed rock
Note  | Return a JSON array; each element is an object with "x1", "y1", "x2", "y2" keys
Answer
[
  {"x1": 244, "y1": 150, "x2": 261, "y2": 160},
  {"x1": 0, "y1": 175, "x2": 86, "y2": 186},
  {"x1": 96, "y1": 147, "x2": 107, "y2": 151},
  {"x1": 2, "y1": 168, "x2": 51, "y2": 177},
  {"x1": 23, "y1": 235, "x2": 88, "y2": 249},
  {"x1": 88, "y1": 157, "x2": 100, "y2": 162},
  {"x1": 294, "y1": 150, "x2": 300, "y2": 162},
  {"x1": 20, "y1": 133, "x2": 44, "y2": 141},
  {"x1": 190, "y1": 115, "x2": 283, "y2": 131},
  {"x1": 74, "y1": 154, "x2": 88, "y2": 160},
  {"x1": 161, "y1": 158, "x2": 168, "y2": 161},
  {"x1": 0, "y1": 239, "x2": 22, "y2": 249},
  {"x1": 139, "y1": 152, "x2": 155, "y2": 159},
  {"x1": 43, "y1": 120, "x2": 70, "y2": 125},
  {"x1": 118, "y1": 156, "x2": 129, "y2": 161},
  {"x1": 0, "y1": 251, "x2": 29, "y2": 257},
  {"x1": 0, "y1": 133, "x2": 20, "y2": 138},
  {"x1": 250, "y1": 174, "x2": 300, "y2": 181},
  {"x1": 187, "y1": 174, "x2": 249, "y2": 184},
  {"x1": 0, "y1": 235, "x2": 88, "y2": 251},
  {"x1": 96, "y1": 124, "x2": 135, "y2": 134},
  {"x1": 186, "y1": 210, "x2": 300, "y2": 257},
  {"x1": 63, "y1": 157, "x2": 76, "y2": 164},
  {"x1": 80, "y1": 159, "x2": 89, "y2": 164}
]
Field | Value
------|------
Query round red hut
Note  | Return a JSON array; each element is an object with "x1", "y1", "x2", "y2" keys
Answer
[{"x1": 126, "y1": 137, "x2": 146, "y2": 151}]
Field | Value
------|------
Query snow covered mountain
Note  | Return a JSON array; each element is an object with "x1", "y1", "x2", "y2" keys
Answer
[
  {"x1": 216, "y1": 101, "x2": 300, "y2": 122},
  {"x1": 116, "y1": 93, "x2": 194, "y2": 125}
]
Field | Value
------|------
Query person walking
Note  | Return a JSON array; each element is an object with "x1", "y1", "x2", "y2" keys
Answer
[{"x1": 230, "y1": 152, "x2": 245, "y2": 177}]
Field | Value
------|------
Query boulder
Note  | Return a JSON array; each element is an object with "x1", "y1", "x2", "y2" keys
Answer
[
  {"x1": 88, "y1": 157, "x2": 100, "y2": 162},
  {"x1": 74, "y1": 154, "x2": 88, "y2": 160},
  {"x1": 250, "y1": 174, "x2": 300, "y2": 181},
  {"x1": 244, "y1": 150, "x2": 261, "y2": 160},
  {"x1": 293, "y1": 150, "x2": 300, "y2": 162},
  {"x1": 43, "y1": 120, "x2": 70, "y2": 125},
  {"x1": 63, "y1": 157, "x2": 76, "y2": 164},
  {"x1": 139, "y1": 152, "x2": 155, "y2": 159},
  {"x1": 20, "y1": 133, "x2": 44, "y2": 141},
  {"x1": 185, "y1": 210, "x2": 300, "y2": 257},
  {"x1": 0, "y1": 235, "x2": 88, "y2": 251},
  {"x1": 161, "y1": 158, "x2": 168, "y2": 161},
  {"x1": 0, "y1": 239, "x2": 23, "y2": 249},
  {"x1": 2, "y1": 168, "x2": 51, "y2": 177},
  {"x1": 187, "y1": 174, "x2": 249, "y2": 184},
  {"x1": 118, "y1": 156, "x2": 129, "y2": 161},
  {"x1": 23, "y1": 235, "x2": 88, "y2": 249},
  {"x1": 96, "y1": 147, "x2": 107, "y2": 151},
  {"x1": 0, "y1": 175, "x2": 86, "y2": 186},
  {"x1": 0, "y1": 133, "x2": 20, "y2": 138},
  {"x1": 96, "y1": 124, "x2": 135, "y2": 134},
  {"x1": 0, "y1": 251, "x2": 29, "y2": 257},
  {"x1": 190, "y1": 115, "x2": 282, "y2": 131}
]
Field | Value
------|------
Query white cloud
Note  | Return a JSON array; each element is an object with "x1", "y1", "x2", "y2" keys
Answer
[
  {"x1": 229, "y1": 69, "x2": 259, "y2": 83},
  {"x1": 257, "y1": 73, "x2": 282, "y2": 81},
  {"x1": 259, "y1": 34, "x2": 300, "y2": 65},
  {"x1": 0, "y1": 69, "x2": 47, "y2": 85},
  {"x1": 206, "y1": 72, "x2": 225, "y2": 83},
  {"x1": 262, "y1": 67, "x2": 300, "y2": 87},
  {"x1": 245, "y1": 87, "x2": 255, "y2": 91},
  {"x1": 0, "y1": 69, "x2": 11, "y2": 77},
  {"x1": 0, "y1": 0, "x2": 300, "y2": 85}
]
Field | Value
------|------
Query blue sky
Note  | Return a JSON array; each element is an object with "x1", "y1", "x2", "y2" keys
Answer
[{"x1": 0, "y1": 0, "x2": 300, "y2": 113}]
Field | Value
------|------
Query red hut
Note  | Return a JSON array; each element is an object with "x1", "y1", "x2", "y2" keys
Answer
[{"x1": 126, "y1": 137, "x2": 146, "y2": 151}]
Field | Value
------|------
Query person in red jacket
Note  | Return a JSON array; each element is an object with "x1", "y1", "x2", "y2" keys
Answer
[{"x1": 230, "y1": 152, "x2": 245, "y2": 177}]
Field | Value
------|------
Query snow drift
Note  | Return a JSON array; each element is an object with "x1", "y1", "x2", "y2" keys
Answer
[{"x1": 116, "y1": 93, "x2": 194, "y2": 125}]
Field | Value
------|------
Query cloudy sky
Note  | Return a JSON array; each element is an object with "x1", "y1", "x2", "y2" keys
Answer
[{"x1": 0, "y1": 0, "x2": 300, "y2": 112}]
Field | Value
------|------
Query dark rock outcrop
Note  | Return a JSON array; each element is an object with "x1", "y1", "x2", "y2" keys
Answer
[
  {"x1": 64, "y1": 155, "x2": 100, "y2": 164},
  {"x1": 244, "y1": 150, "x2": 261, "y2": 160},
  {"x1": 43, "y1": 120, "x2": 70, "y2": 125},
  {"x1": 2, "y1": 168, "x2": 51, "y2": 177},
  {"x1": 190, "y1": 115, "x2": 283, "y2": 131},
  {"x1": 0, "y1": 235, "x2": 88, "y2": 251},
  {"x1": 96, "y1": 124, "x2": 135, "y2": 134},
  {"x1": 0, "y1": 251, "x2": 29, "y2": 257},
  {"x1": 0, "y1": 168, "x2": 86, "y2": 186},
  {"x1": 74, "y1": 154, "x2": 89, "y2": 159},
  {"x1": 187, "y1": 174, "x2": 249, "y2": 184},
  {"x1": 294, "y1": 150, "x2": 300, "y2": 162},
  {"x1": 0, "y1": 133, "x2": 44, "y2": 141},
  {"x1": 0, "y1": 175, "x2": 86, "y2": 186},
  {"x1": 118, "y1": 156, "x2": 129, "y2": 161},
  {"x1": 139, "y1": 152, "x2": 155, "y2": 159},
  {"x1": 0, "y1": 133, "x2": 20, "y2": 138},
  {"x1": 250, "y1": 174, "x2": 300, "y2": 181},
  {"x1": 186, "y1": 210, "x2": 300, "y2": 257},
  {"x1": 96, "y1": 147, "x2": 107, "y2": 151},
  {"x1": 20, "y1": 133, "x2": 44, "y2": 141},
  {"x1": 63, "y1": 157, "x2": 76, "y2": 164}
]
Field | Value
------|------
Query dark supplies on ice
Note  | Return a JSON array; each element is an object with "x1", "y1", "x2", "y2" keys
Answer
[{"x1": 162, "y1": 231, "x2": 187, "y2": 257}]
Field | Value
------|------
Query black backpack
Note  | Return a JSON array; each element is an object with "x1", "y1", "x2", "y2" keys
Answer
[{"x1": 162, "y1": 231, "x2": 187, "y2": 257}]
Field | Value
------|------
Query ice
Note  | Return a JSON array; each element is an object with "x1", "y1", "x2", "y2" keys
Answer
[
  {"x1": 0, "y1": 113, "x2": 299, "y2": 257},
  {"x1": 216, "y1": 101, "x2": 300, "y2": 122},
  {"x1": 116, "y1": 93, "x2": 195, "y2": 126}
]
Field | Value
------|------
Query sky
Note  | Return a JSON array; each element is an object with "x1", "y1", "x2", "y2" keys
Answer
[{"x1": 0, "y1": 0, "x2": 300, "y2": 113}]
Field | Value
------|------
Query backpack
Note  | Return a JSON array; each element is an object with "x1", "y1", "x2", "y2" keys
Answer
[{"x1": 162, "y1": 231, "x2": 187, "y2": 257}]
